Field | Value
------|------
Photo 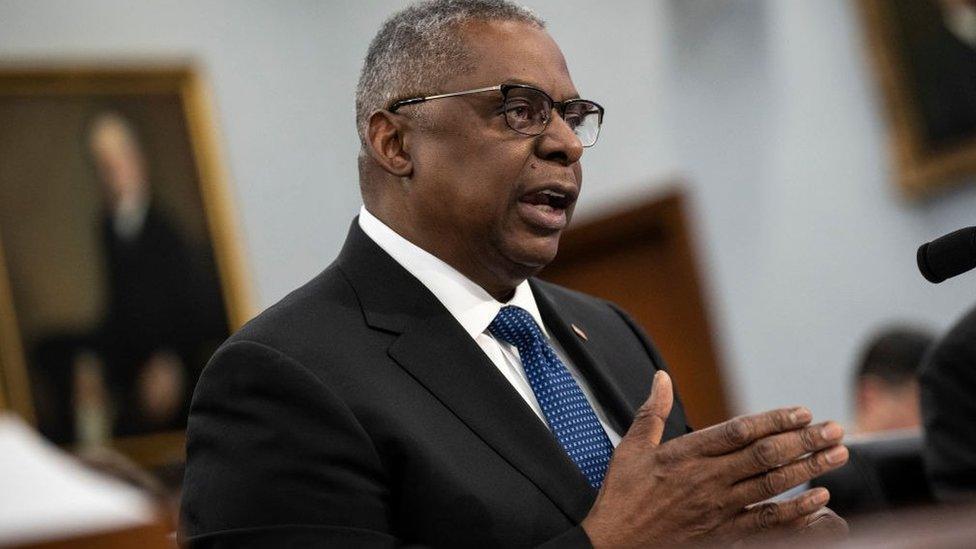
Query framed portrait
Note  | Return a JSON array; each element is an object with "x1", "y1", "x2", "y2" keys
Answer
[
  {"x1": 860, "y1": 0, "x2": 976, "y2": 197},
  {"x1": 0, "y1": 65, "x2": 253, "y2": 466}
]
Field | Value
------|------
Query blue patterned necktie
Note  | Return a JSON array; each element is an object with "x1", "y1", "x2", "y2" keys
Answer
[{"x1": 488, "y1": 305, "x2": 613, "y2": 489}]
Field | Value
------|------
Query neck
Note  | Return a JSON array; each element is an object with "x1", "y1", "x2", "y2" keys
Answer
[
  {"x1": 364, "y1": 202, "x2": 527, "y2": 302},
  {"x1": 484, "y1": 282, "x2": 518, "y2": 303}
]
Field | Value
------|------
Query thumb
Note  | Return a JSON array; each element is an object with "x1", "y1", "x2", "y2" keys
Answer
[{"x1": 626, "y1": 370, "x2": 674, "y2": 447}]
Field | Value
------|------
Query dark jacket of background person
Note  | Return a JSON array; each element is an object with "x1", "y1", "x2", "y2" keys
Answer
[
  {"x1": 921, "y1": 304, "x2": 976, "y2": 500},
  {"x1": 180, "y1": 222, "x2": 690, "y2": 548},
  {"x1": 98, "y1": 203, "x2": 227, "y2": 436},
  {"x1": 29, "y1": 201, "x2": 228, "y2": 443}
]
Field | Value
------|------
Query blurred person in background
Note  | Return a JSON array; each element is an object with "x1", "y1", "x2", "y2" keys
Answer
[
  {"x1": 807, "y1": 327, "x2": 936, "y2": 516},
  {"x1": 853, "y1": 326, "x2": 934, "y2": 434},
  {"x1": 85, "y1": 111, "x2": 228, "y2": 437},
  {"x1": 922, "y1": 306, "x2": 976, "y2": 502},
  {"x1": 22, "y1": 110, "x2": 229, "y2": 444}
]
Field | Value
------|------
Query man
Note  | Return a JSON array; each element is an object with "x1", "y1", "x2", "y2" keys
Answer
[
  {"x1": 921, "y1": 306, "x2": 976, "y2": 502},
  {"x1": 87, "y1": 112, "x2": 227, "y2": 436},
  {"x1": 853, "y1": 327, "x2": 933, "y2": 434},
  {"x1": 181, "y1": 1, "x2": 848, "y2": 546},
  {"x1": 805, "y1": 327, "x2": 934, "y2": 516},
  {"x1": 30, "y1": 112, "x2": 228, "y2": 443}
]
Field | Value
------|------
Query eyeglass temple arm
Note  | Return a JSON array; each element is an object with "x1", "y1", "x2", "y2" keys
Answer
[
  {"x1": 421, "y1": 85, "x2": 502, "y2": 101},
  {"x1": 390, "y1": 97, "x2": 427, "y2": 111},
  {"x1": 390, "y1": 85, "x2": 503, "y2": 111}
]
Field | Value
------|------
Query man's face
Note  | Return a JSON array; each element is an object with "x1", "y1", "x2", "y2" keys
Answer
[
  {"x1": 400, "y1": 20, "x2": 585, "y2": 294},
  {"x1": 88, "y1": 117, "x2": 147, "y2": 210}
]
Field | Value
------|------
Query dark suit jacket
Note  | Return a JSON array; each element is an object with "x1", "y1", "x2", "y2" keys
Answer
[
  {"x1": 921, "y1": 304, "x2": 976, "y2": 500},
  {"x1": 99, "y1": 204, "x2": 228, "y2": 435},
  {"x1": 181, "y1": 220, "x2": 690, "y2": 548}
]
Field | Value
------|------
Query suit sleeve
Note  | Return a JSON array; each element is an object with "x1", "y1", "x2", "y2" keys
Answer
[{"x1": 180, "y1": 340, "x2": 395, "y2": 548}]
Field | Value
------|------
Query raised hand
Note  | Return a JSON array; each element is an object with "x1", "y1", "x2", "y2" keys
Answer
[{"x1": 581, "y1": 371, "x2": 848, "y2": 547}]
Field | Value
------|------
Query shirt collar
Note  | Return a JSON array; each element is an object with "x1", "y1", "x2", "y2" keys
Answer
[
  {"x1": 357, "y1": 205, "x2": 550, "y2": 340},
  {"x1": 112, "y1": 191, "x2": 150, "y2": 241}
]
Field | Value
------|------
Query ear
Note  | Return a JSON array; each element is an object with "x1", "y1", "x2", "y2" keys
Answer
[
  {"x1": 365, "y1": 110, "x2": 413, "y2": 177},
  {"x1": 856, "y1": 377, "x2": 880, "y2": 413}
]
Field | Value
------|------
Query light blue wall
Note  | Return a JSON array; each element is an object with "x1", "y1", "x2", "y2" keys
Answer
[
  {"x1": 2, "y1": 0, "x2": 975, "y2": 426},
  {"x1": 668, "y1": 0, "x2": 976, "y2": 424}
]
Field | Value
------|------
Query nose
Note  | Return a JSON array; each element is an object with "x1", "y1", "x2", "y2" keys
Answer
[{"x1": 534, "y1": 111, "x2": 584, "y2": 166}]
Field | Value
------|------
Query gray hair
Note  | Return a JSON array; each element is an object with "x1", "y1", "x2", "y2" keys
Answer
[{"x1": 355, "y1": 0, "x2": 545, "y2": 150}]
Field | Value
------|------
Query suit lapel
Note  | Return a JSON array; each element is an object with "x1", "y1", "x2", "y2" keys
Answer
[
  {"x1": 387, "y1": 317, "x2": 597, "y2": 522},
  {"x1": 336, "y1": 220, "x2": 595, "y2": 522},
  {"x1": 530, "y1": 280, "x2": 636, "y2": 437},
  {"x1": 531, "y1": 280, "x2": 691, "y2": 442}
]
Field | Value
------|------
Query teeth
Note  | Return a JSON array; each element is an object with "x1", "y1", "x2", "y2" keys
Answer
[{"x1": 541, "y1": 189, "x2": 566, "y2": 198}]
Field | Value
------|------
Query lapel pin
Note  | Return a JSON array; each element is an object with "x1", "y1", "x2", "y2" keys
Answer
[{"x1": 571, "y1": 323, "x2": 588, "y2": 341}]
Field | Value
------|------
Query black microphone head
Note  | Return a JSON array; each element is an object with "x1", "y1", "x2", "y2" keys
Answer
[{"x1": 918, "y1": 227, "x2": 976, "y2": 283}]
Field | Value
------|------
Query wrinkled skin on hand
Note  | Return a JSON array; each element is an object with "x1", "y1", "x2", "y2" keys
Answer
[{"x1": 582, "y1": 371, "x2": 849, "y2": 547}]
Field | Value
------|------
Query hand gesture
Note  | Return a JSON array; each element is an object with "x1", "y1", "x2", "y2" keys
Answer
[{"x1": 582, "y1": 371, "x2": 848, "y2": 547}]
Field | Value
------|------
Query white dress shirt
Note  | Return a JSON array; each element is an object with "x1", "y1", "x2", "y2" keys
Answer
[
  {"x1": 111, "y1": 191, "x2": 149, "y2": 242},
  {"x1": 358, "y1": 206, "x2": 621, "y2": 446}
]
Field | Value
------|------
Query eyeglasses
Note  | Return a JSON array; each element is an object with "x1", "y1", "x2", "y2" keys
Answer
[{"x1": 389, "y1": 83, "x2": 605, "y2": 147}]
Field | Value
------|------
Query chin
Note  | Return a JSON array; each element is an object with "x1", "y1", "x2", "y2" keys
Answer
[{"x1": 503, "y1": 234, "x2": 562, "y2": 274}]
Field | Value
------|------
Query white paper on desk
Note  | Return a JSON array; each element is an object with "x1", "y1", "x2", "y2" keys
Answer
[{"x1": 0, "y1": 413, "x2": 155, "y2": 545}]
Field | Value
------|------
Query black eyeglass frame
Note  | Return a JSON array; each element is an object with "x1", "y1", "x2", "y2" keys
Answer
[{"x1": 388, "y1": 83, "x2": 605, "y2": 147}]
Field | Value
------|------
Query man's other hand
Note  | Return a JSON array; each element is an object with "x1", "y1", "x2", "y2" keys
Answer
[{"x1": 581, "y1": 371, "x2": 849, "y2": 547}]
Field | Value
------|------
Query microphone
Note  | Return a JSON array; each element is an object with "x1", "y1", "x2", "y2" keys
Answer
[{"x1": 918, "y1": 227, "x2": 976, "y2": 283}]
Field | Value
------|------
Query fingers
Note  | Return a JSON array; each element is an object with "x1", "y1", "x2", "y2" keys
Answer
[
  {"x1": 624, "y1": 370, "x2": 673, "y2": 447},
  {"x1": 726, "y1": 421, "x2": 845, "y2": 479},
  {"x1": 729, "y1": 444, "x2": 849, "y2": 507},
  {"x1": 799, "y1": 507, "x2": 849, "y2": 540},
  {"x1": 768, "y1": 507, "x2": 849, "y2": 543},
  {"x1": 691, "y1": 406, "x2": 814, "y2": 457},
  {"x1": 731, "y1": 488, "x2": 830, "y2": 535}
]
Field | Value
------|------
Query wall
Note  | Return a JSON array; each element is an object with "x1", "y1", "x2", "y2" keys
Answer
[
  {"x1": 2, "y1": 0, "x2": 975, "y2": 426},
  {"x1": 668, "y1": 0, "x2": 976, "y2": 424}
]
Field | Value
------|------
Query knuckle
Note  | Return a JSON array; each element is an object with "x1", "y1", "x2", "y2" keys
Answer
[
  {"x1": 637, "y1": 403, "x2": 665, "y2": 424},
  {"x1": 631, "y1": 406, "x2": 653, "y2": 428},
  {"x1": 630, "y1": 407, "x2": 661, "y2": 436},
  {"x1": 724, "y1": 419, "x2": 751, "y2": 447},
  {"x1": 753, "y1": 439, "x2": 780, "y2": 469},
  {"x1": 650, "y1": 447, "x2": 671, "y2": 467},
  {"x1": 804, "y1": 454, "x2": 825, "y2": 477},
  {"x1": 653, "y1": 442, "x2": 684, "y2": 466},
  {"x1": 795, "y1": 494, "x2": 815, "y2": 515},
  {"x1": 761, "y1": 467, "x2": 788, "y2": 497},
  {"x1": 773, "y1": 409, "x2": 792, "y2": 431},
  {"x1": 799, "y1": 426, "x2": 818, "y2": 451},
  {"x1": 756, "y1": 503, "x2": 780, "y2": 530}
]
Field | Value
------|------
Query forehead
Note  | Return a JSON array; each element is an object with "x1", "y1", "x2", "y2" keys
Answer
[
  {"x1": 90, "y1": 122, "x2": 131, "y2": 154},
  {"x1": 450, "y1": 20, "x2": 578, "y2": 101}
]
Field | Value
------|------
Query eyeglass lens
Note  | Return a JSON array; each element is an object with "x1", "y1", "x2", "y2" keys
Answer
[{"x1": 503, "y1": 87, "x2": 602, "y2": 147}]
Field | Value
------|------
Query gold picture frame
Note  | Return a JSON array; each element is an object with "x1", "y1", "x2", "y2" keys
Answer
[
  {"x1": 0, "y1": 64, "x2": 253, "y2": 466},
  {"x1": 860, "y1": 0, "x2": 976, "y2": 198}
]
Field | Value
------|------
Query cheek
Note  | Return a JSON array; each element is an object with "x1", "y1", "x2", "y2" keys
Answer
[
  {"x1": 455, "y1": 182, "x2": 513, "y2": 232},
  {"x1": 449, "y1": 153, "x2": 527, "y2": 214},
  {"x1": 415, "y1": 123, "x2": 535, "y2": 230}
]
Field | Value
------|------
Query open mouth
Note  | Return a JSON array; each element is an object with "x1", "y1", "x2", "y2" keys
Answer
[
  {"x1": 517, "y1": 187, "x2": 577, "y2": 231},
  {"x1": 521, "y1": 189, "x2": 573, "y2": 211}
]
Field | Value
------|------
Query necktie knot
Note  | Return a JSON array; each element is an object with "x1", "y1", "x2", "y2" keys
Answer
[{"x1": 488, "y1": 305, "x2": 544, "y2": 350}]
